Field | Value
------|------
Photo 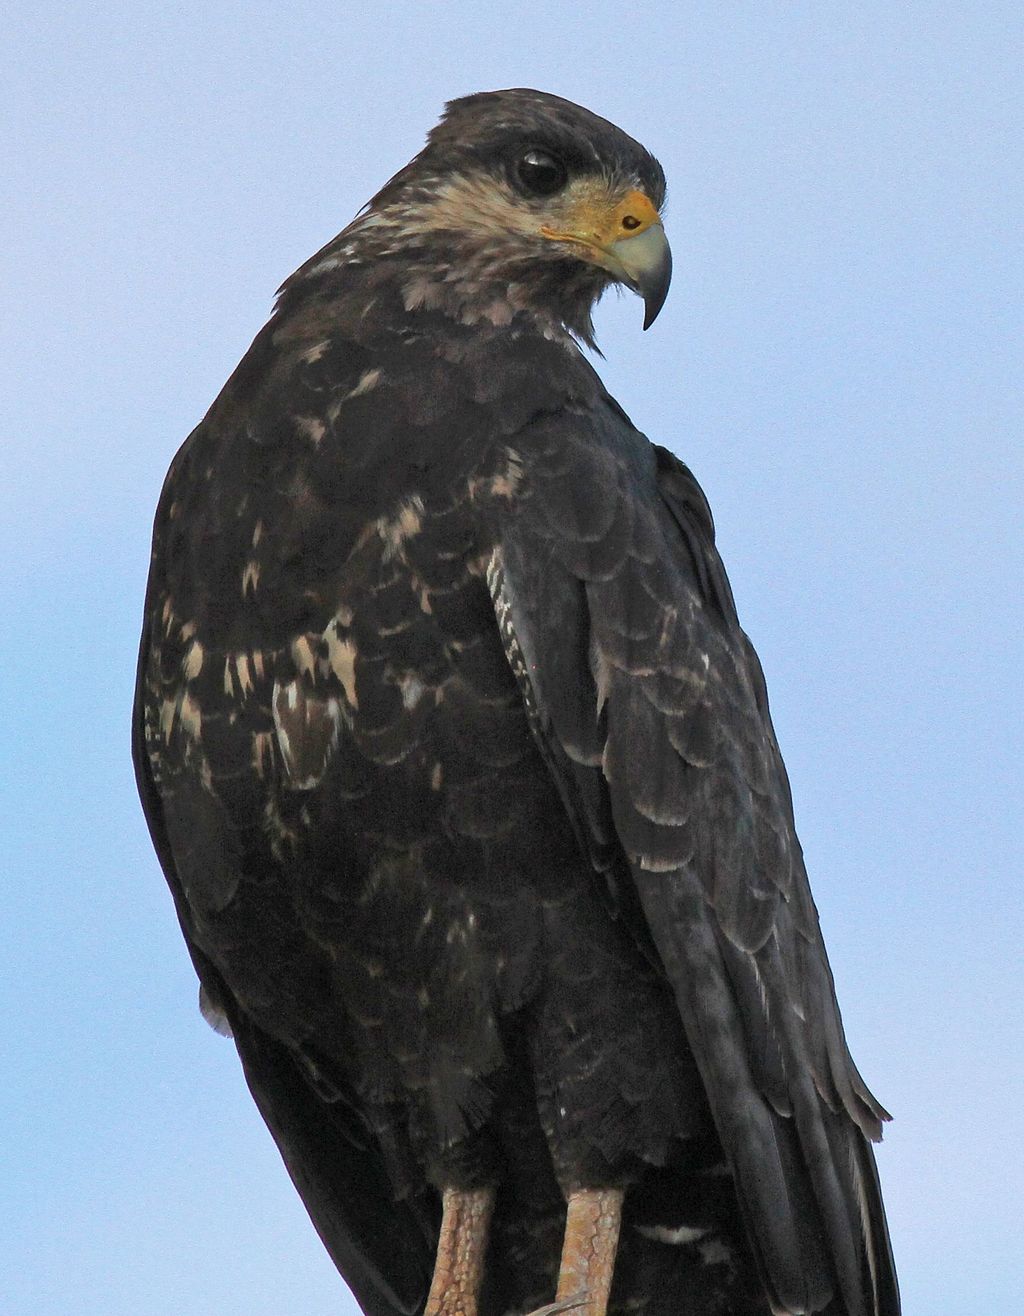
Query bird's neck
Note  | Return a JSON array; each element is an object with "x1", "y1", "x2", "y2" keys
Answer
[{"x1": 278, "y1": 209, "x2": 608, "y2": 349}]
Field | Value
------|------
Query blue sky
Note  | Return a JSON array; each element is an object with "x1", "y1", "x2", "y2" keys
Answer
[{"x1": 2, "y1": 3, "x2": 1021, "y2": 1312}]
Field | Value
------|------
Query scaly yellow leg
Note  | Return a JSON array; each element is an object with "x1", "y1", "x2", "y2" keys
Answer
[
  {"x1": 553, "y1": 1188, "x2": 624, "y2": 1316},
  {"x1": 425, "y1": 1186, "x2": 496, "y2": 1316}
]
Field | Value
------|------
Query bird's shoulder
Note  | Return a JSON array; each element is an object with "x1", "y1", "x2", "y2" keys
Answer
[
  {"x1": 136, "y1": 311, "x2": 615, "y2": 814},
  {"x1": 155, "y1": 307, "x2": 607, "y2": 568}
]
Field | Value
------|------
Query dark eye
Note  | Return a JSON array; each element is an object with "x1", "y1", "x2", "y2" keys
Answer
[{"x1": 514, "y1": 149, "x2": 568, "y2": 197}]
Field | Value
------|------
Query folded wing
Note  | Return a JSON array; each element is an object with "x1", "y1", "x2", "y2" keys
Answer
[{"x1": 490, "y1": 400, "x2": 899, "y2": 1316}]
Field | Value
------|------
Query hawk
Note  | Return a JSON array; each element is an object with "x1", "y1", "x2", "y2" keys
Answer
[{"x1": 134, "y1": 89, "x2": 899, "y2": 1316}]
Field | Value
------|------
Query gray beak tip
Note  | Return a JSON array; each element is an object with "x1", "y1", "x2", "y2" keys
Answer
[
  {"x1": 608, "y1": 224, "x2": 673, "y2": 331},
  {"x1": 641, "y1": 243, "x2": 672, "y2": 330}
]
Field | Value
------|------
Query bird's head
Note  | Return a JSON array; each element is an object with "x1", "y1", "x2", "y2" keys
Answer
[{"x1": 286, "y1": 90, "x2": 671, "y2": 345}]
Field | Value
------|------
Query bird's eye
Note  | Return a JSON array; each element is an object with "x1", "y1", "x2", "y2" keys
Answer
[{"x1": 514, "y1": 150, "x2": 568, "y2": 197}]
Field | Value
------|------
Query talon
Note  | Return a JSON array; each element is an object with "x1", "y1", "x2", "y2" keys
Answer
[{"x1": 525, "y1": 1293, "x2": 590, "y2": 1316}]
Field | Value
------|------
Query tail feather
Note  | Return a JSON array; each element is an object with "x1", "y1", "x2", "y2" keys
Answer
[{"x1": 635, "y1": 866, "x2": 899, "y2": 1314}]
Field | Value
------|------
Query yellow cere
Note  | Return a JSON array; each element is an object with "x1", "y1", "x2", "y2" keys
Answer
[{"x1": 540, "y1": 188, "x2": 662, "y2": 252}]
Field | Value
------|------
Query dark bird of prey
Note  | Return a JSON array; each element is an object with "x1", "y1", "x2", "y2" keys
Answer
[{"x1": 134, "y1": 89, "x2": 899, "y2": 1316}]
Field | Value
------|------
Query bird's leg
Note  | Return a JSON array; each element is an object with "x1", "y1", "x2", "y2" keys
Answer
[
  {"x1": 553, "y1": 1188, "x2": 624, "y2": 1316},
  {"x1": 425, "y1": 1186, "x2": 496, "y2": 1316}
]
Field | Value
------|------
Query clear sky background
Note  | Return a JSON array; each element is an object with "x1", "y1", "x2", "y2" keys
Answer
[{"x1": 2, "y1": 4, "x2": 1021, "y2": 1313}]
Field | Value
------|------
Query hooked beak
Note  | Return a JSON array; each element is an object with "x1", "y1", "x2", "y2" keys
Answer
[
  {"x1": 540, "y1": 187, "x2": 672, "y2": 329},
  {"x1": 605, "y1": 223, "x2": 673, "y2": 330}
]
